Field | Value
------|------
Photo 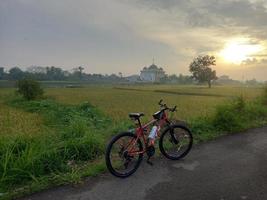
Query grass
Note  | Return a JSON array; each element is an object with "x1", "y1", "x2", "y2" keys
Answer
[{"x1": 0, "y1": 84, "x2": 266, "y2": 199}]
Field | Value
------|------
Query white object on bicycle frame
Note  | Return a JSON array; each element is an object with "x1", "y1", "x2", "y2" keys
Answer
[{"x1": 148, "y1": 126, "x2": 157, "y2": 139}]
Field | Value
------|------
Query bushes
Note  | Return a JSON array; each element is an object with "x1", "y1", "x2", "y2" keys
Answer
[
  {"x1": 0, "y1": 99, "x2": 110, "y2": 191},
  {"x1": 263, "y1": 86, "x2": 267, "y2": 105},
  {"x1": 213, "y1": 97, "x2": 245, "y2": 132},
  {"x1": 191, "y1": 95, "x2": 267, "y2": 143},
  {"x1": 214, "y1": 96, "x2": 267, "y2": 131},
  {"x1": 63, "y1": 134, "x2": 104, "y2": 161},
  {"x1": 16, "y1": 79, "x2": 43, "y2": 100},
  {"x1": 8, "y1": 99, "x2": 110, "y2": 129},
  {"x1": 189, "y1": 117, "x2": 218, "y2": 142}
]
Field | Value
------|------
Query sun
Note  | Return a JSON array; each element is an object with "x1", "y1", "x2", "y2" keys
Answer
[{"x1": 219, "y1": 38, "x2": 263, "y2": 64}]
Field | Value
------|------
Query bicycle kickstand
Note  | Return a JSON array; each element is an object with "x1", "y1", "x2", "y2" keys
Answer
[{"x1": 146, "y1": 156, "x2": 153, "y2": 166}]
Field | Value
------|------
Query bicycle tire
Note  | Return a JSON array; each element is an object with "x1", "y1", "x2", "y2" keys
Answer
[
  {"x1": 105, "y1": 132, "x2": 143, "y2": 178},
  {"x1": 159, "y1": 124, "x2": 193, "y2": 160}
]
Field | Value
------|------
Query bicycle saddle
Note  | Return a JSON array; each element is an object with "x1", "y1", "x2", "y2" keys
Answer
[{"x1": 129, "y1": 113, "x2": 144, "y2": 120}]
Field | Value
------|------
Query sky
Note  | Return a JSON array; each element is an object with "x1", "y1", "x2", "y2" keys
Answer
[{"x1": 1, "y1": 0, "x2": 267, "y2": 80}]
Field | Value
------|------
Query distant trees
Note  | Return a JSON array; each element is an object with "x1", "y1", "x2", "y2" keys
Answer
[
  {"x1": 161, "y1": 74, "x2": 193, "y2": 84},
  {"x1": 27, "y1": 66, "x2": 47, "y2": 74},
  {"x1": 3, "y1": 62, "x2": 248, "y2": 87},
  {"x1": 46, "y1": 66, "x2": 65, "y2": 80},
  {"x1": 78, "y1": 66, "x2": 84, "y2": 75},
  {"x1": 177, "y1": 74, "x2": 194, "y2": 84},
  {"x1": 189, "y1": 55, "x2": 217, "y2": 88},
  {"x1": 264, "y1": 86, "x2": 267, "y2": 105},
  {"x1": 0, "y1": 66, "x2": 127, "y2": 83},
  {"x1": 246, "y1": 78, "x2": 258, "y2": 86},
  {"x1": 78, "y1": 66, "x2": 84, "y2": 80},
  {"x1": 216, "y1": 75, "x2": 240, "y2": 85},
  {"x1": 0, "y1": 65, "x2": 198, "y2": 85},
  {"x1": 9, "y1": 67, "x2": 25, "y2": 80},
  {"x1": 1, "y1": 64, "x2": 264, "y2": 86},
  {"x1": 0, "y1": 67, "x2": 5, "y2": 80},
  {"x1": 72, "y1": 66, "x2": 85, "y2": 80}
]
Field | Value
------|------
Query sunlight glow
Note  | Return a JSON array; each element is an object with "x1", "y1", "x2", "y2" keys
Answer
[{"x1": 219, "y1": 38, "x2": 263, "y2": 64}]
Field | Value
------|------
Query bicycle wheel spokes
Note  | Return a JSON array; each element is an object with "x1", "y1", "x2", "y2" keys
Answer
[
  {"x1": 110, "y1": 136, "x2": 140, "y2": 174},
  {"x1": 162, "y1": 127, "x2": 192, "y2": 158}
]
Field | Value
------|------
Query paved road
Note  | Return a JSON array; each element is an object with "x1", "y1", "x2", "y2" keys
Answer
[{"x1": 21, "y1": 126, "x2": 267, "y2": 200}]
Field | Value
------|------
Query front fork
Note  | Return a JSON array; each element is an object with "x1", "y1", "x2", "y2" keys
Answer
[
  {"x1": 170, "y1": 127, "x2": 179, "y2": 144},
  {"x1": 166, "y1": 120, "x2": 179, "y2": 145}
]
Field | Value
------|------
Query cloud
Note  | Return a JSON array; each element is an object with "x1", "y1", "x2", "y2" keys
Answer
[
  {"x1": 131, "y1": 0, "x2": 267, "y2": 27},
  {"x1": 242, "y1": 58, "x2": 259, "y2": 65},
  {"x1": 242, "y1": 57, "x2": 267, "y2": 65},
  {"x1": 127, "y1": 0, "x2": 267, "y2": 44}
]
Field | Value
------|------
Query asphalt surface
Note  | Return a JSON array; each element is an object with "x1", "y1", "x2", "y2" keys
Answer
[{"x1": 21, "y1": 126, "x2": 267, "y2": 200}]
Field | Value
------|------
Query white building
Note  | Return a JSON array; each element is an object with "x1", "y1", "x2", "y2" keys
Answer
[{"x1": 140, "y1": 63, "x2": 166, "y2": 82}]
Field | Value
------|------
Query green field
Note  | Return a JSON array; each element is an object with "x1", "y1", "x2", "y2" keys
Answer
[
  {"x1": 46, "y1": 85, "x2": 263, "y2": 121},
  {"x1": 0, "y1": 84, "x2": 266, "y2": 199},
  {"x1": 0, "y1": 85, "x2": 265, "y2": 135}
]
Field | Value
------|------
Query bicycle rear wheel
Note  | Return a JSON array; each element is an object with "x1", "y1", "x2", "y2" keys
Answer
[
  {"x1": 105, "y1": 132, "x2": 143, "y2": 178},
  {"x1": 159, "y1": 125, "x2": 193, "y2": 160}
]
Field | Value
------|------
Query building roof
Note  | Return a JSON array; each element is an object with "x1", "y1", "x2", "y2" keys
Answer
[
  {"x1": 141, "y1": 63, "x2": 164, "y2": 72},
  {"x1": 148, "y1": 64, "x2": 158, "y2": 70}
]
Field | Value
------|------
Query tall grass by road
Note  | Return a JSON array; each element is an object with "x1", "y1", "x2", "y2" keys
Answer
[{"x1": 0, "y1": 98, "x2": 115, "y2": 198}]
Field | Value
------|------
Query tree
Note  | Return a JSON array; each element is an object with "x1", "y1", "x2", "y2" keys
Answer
[
  {"x1": 27, "y1": 66, "x2": 47, "y2": 74},
  {"x1": 177, "y1": 74, "x2": 193, "y2": 84},
  {"x1": 78, "y1": 66, "x2": 84, "y2": 74},
  {"x1": 72, "y1": 66, "x2": 84, "y2": 80},
  {"x1": 246, "y1": 78, "x2": 258, "y2": 86},
  {"x1": 16, "y1": 79, "x2": 44, "y2": 100},
  {"x1": 9, "y1": 67, "x2": 25, "y2": 80},
  {"x1": 189, "y1": 55, "x2": 217, "y2": 88},
  {"x1": 0, "y1": 67, "x2": 4, "y2": 80},
  {"x1": 46, "y1": 66, "x2": 65, "y2": 80},
  {"x1": 78, "y1": 66, "x2": 84, "y2": 80}
]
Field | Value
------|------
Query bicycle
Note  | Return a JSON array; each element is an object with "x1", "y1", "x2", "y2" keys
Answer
[{"x1": 105, "y1": 99, "x2": 193, "y2": 178}]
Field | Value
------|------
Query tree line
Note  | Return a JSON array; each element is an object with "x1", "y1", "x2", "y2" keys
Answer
[
  {"x1": 0, "y1": 66, "x2": 124, "y2": 82},
  {"x1": 0, "y1": 65, "x2": 195, "y2": 84},
  {"x1": 1, "y1": 55, "x2": 265, "y2": 87},
  {"x1": 0, "y1": 65, "x2": 197, "y2": 85}
]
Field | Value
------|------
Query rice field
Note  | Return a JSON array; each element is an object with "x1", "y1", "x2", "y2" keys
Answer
[
  {"x1": 0, "y1": 85, "x2": 265, "y2": 134},
  {"x1": 45, "y1": 85, "x2": 264, "y2": 121},
  {"x1": 0, "y1": 88, "x2": 46, "y2": 136}
]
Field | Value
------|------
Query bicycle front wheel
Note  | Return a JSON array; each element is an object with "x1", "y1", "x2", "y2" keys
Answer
[
  {"x1": 159, "y1": 125, "x2": 193, "y2": 160},
  {"x1": 105, "y1": 132, "x2": 143, "y2": 178}
]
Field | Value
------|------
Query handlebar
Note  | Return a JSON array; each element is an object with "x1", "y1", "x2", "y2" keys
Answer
[{"x1": 158, "y1": 99, "x2": 177, "y2": 112}]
